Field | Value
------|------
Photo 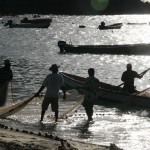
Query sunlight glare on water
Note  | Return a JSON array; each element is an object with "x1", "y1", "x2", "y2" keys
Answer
[{"x1": 1, "y1": 14, "x2": 150, "y2": 150}]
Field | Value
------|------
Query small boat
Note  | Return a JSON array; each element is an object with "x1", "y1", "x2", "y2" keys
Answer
[
  {"x1": 60, "y1": 72, "x2": 150, "y2": 108},
  {"x1": 4, "y1": 20, "x2": 50, "y2": 28},
  {"x1": 98, "y1": 22, "x2": 122, "y2": 30},
  {"x1": 57, "y1": 40, "x2": 150, "y2": 55},
  {"x1": 20, "y1": 17, "x2": 52, "y2": 24},
  {"x1": 79, "y1": 25, "x2": 86, "y2": 28}
]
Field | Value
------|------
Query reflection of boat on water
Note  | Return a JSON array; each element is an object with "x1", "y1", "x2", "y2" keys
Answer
[
  {"x1": 4, "y1": 20, "x2": 50, "y2": 28},
  {"x1": 58, "y1": 40, "x2": 150, "y2": 55},
  {"x1": 20, "y1": 17, "x2": 52, "y2": 24},
  {"x1": 98, "y1": 22, "x2": 122, "y2": 30},
  {"x1": 60, "y1": 72, "x2": 150, "y2": 108}
]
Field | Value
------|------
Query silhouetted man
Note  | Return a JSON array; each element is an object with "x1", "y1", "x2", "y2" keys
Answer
[
  {"x1": 34, "y1": 64, "x2": 66, "y2": 122},
  {"x1": 82, "y1": 68, "x2": 99, "y2": 121},
  {"x1": 0, "y1": 59, "x2": 13, "y2": 106},
  {"x1": 121, "y1": 63, "x2": 143, "y2": 93}
]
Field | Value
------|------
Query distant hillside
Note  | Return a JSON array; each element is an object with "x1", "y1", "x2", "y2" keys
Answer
[{"x1": 0, "y1": 0, "x2": 150, "y2": 15}]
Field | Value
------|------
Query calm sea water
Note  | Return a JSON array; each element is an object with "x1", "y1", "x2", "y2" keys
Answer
[{"x1": 1, "y1": 14, "x2": 150, "y2": 150}]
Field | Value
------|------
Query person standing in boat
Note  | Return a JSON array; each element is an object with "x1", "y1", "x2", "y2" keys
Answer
[
  {"x1": 0, "y1": 59, "x2": 13, "y2": 106},
  {"x1": 34, "y1": 64, "x2": 66, "y2": 122},
  {"x1": 82, "y1": 68, "x2": 100, "y2": 122},
  {"x1": 121, "y1": 63, "x2": 143, "y2": 93}
]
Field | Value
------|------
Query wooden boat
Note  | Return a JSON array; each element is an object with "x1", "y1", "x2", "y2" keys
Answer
[
  {"x1": 20, "y1": 17, "x2": 52, "y2": 24},
  {"x1": 57, "y1": 41, "x2": 150, "y2": 55},
  {"x1": 98, "y1": 23, "x2": 122, "y2": 30},
  {"x1": 4, "y1": 20, "x2": 50, "y2": 28},
  {"x1": 60, "y1": 72, "x2": 150, "y2": 108}
]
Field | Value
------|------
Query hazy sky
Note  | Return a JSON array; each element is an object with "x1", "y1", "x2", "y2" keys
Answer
[{"x1": 141, "y1": 0, "x2": 150, "y2": 2}]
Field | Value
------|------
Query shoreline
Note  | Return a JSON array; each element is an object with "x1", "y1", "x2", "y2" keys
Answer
[{"x1": 0, "y1": 124, "x2": 122, "y2": 150}]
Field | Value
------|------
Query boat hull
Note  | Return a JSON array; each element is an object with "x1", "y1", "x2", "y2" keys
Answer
[
  {"x1": 58, "y1": 41, "x2": 150, "y2": 55},
  {"x1": 10, "y1": 22, "x2": 50, "y2": 28},
  {"x1": 20, "y1": 18, "x2": 52, "y2": 24},
  {"x1": 60, "y1": 72, "x2": 150, "y2": 108},
  {"x1": 98, "y1": 23, "x2": 122, "y2": 30}
]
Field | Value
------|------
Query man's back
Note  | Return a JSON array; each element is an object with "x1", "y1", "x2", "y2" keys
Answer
[
  {"x1": 121, "y1": 70, "x2": 138, "y2": 85},
  {"x1": 43, "y1": 73, "x2": 64, "y2": 98},
  {"x1": 84, "y1": 76, "x2": 99, "y2": 102}
]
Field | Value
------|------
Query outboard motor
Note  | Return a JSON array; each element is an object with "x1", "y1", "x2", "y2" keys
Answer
[{"x1": 58, "y1": 41, "x2": 66, "y2": 53}]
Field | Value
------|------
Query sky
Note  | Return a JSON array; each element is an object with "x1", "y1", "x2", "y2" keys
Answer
[
  {"x1": 141, "y1": 0, "x2": 150, "y2": 2},
  {"x1": 0, "y1": 0, "x2": 150, "y2": 15}
]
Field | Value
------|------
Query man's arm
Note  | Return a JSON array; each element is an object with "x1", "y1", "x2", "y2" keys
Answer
[
  {"x1": 135, "y1": 71, "x2": 143, "y2": 79},
  {"x1": 34, "y1": 85, "x2": 45, "y2": 97}
]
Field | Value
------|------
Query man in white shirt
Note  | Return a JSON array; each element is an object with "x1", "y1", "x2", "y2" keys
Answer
[{"x1": 34, "y1": 64, "x2": 66, "y2": 122}]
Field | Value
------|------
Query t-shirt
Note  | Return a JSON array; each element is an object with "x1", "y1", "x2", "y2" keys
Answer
[
  {"x1": 121, "y1": 70, "x2": 139, "y2": 87},
  {"x1": 42, "y1": 73, "x2": 64, "y2": 98},
  {"x1": 84, "y1": 76, "x2": 100, "y2": 102}
]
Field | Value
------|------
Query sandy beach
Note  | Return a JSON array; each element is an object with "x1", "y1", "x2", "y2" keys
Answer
[{"x1": 0, "y1": 124, "x2": 123, "y2": 150}]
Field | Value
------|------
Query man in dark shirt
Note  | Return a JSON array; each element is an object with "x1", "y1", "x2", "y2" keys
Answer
[
  {"x1": 0, "y1": 59, "x2": 13, "y2": 106},
  {"x1": 82, "y1": 68, "x2": 99, "y2": 121},
  {"x1": 0, "y1": 59, "x2": 13, "y2": 83},
  {"x1": 121, "y1": 63, "x2": 142, "y2": 93}
]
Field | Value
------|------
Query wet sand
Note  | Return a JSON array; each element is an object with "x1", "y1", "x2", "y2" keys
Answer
[{"x1": 0, "y1": 125, "x2": 123, "y2": 150}]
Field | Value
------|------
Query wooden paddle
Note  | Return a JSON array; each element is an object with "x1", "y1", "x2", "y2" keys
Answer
[{"x1": 100, "y1": 68, "x2": 150, "y2": 97}]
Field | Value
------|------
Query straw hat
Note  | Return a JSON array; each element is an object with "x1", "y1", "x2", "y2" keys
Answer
[
  {"x1": 4, "y1": 59, "x2": 11, "y2": 65},
  {"x1": 49, "y1": 64, "x2": 60, "y2": 71}
]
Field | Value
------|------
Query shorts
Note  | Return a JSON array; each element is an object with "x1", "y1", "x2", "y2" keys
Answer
[
  {"x1": 42, "y1": 97, "x2": 58, "y2": 112},
  {"x1": 82, "y1": 99, "x2": 94, "y2": 109}
]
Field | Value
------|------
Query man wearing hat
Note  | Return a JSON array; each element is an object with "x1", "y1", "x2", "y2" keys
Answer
[
  {"x1": 121, "y1": 63, "x2": 143, "y2": 93},
  {"x1": 0, "y1": 59, "x2": 13, "y2": 106},
  {"x1": 34, "y1": 64, "x2": 66, "y2": 122}
]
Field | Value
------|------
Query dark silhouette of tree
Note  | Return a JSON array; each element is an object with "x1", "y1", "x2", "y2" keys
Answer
[{"x1": 0, "y1": 0, "x2": 150, "y2": 15}]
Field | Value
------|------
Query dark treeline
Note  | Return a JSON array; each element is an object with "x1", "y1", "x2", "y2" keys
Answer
[{"x1": 0, "y1": 0, "x2": 150, "y2": 15}]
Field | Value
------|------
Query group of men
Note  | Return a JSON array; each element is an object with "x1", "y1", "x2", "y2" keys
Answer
[{"x1": 0, "y1": 59, "x2": 145, "y2": 122}]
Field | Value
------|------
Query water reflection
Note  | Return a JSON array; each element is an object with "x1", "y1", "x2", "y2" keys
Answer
[
  {"x1": 73, "y1": 120, "x2": 92, "y2": 139},
  {"x1": 1, "y1": 14, "x2": 150, "y2": 150}
]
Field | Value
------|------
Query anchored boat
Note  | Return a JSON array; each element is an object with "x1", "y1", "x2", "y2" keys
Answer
[
  {"x1": 20, "y1": 17, "x2": 52, "y2": 24},
  {"x1": 4, "y1": 20, "x2": 50, "y2": 28},
  {"x1": 58, "y1": 41, "x2": 150, "y2": 55}
]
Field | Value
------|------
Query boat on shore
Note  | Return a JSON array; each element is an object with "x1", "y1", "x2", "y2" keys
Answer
[
  {"x1": 20, "y1": 17, "x2": 52, "y2": 24},
  {"x1": 60, "y1": 72, "x2": 150, "y2": 108},
  {"x1": 57, "y1": 40, "x2": 150, "y2": 55},
  {"x1": 4, "y1": 20, "x2": 50, "y2": 28}
]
